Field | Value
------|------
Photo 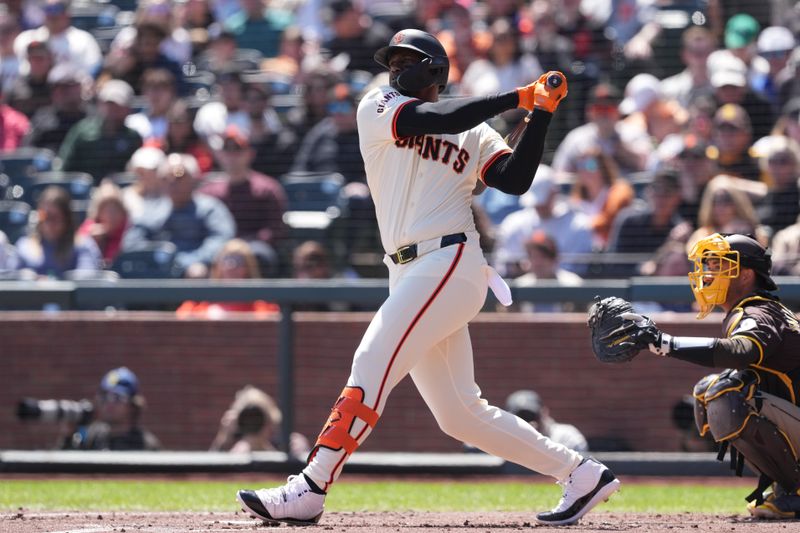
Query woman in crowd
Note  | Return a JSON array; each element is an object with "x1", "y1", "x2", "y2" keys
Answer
[
  {"x1": 77, "y1": 180, "x2": 130, "y2": 267},
  {"x1": 16, "y1": 186, "x2": 102, "y2": 279}
]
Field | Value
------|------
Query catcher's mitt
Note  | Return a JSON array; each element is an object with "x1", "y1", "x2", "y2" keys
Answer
[{"x1": 587, "y1": 296, "x2": 647, "y2": 363}]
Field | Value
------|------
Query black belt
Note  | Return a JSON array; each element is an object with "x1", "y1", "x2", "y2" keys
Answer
[{"x1": 389, "y1": 233, "x2": 467, "y2": 264}]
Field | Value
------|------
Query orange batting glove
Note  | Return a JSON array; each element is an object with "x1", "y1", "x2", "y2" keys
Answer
[{"x1": 516, "y1": 71, "x2": 568, "y2": 113}]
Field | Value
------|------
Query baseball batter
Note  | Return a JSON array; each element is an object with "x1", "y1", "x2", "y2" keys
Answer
[{"x1": 237, "y1": 29, "x2": 620, "y2": 527}]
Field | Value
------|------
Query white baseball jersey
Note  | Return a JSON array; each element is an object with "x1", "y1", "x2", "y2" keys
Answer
[{"x1": 357, "y1": 85, "x2": 512, "y2": 253}]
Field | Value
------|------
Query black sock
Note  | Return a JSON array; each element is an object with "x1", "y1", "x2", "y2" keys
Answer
[{"x1": 303, "y1": 474, "x2": 326, "y2": 495}]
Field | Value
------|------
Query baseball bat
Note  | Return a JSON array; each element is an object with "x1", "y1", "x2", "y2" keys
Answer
[{"x1": 506, "y1": 73, "x2": 563, "y2": 147}]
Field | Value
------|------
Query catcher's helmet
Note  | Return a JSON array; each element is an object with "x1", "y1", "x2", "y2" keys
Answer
[
  {"x1": 687, "y1": 233, "x2": 776, "y2": 319},
  {"x1": 374, "y1": 29, "x2": 449, "y2": 94}
]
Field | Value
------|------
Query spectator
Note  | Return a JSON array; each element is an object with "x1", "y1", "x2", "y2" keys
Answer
[
  {"x1": 636, "y1": 239, "x2": 694, "y2": 313},
  {"x1": 178, "y1": 0, "x2": 216, "y2": 41},
  {"x1": 0, "y1": 229, "x2": 19, "y2": 274},
  {"x1": 122, "y1": 153, "x2": 235, "y2": 278},
  {"x1": 723, "y1": 14, "x2": 768, "y2": 91},
  {"x1": 201, "y1": 126, "x2": 287, "y2": 250},
  {"x1": 671, "y1": 135, "x2": 719, "y2": 224},
  {"x1": 0, "y1": 11, "x2": 21, "y2": 94},
  {"x1": 209, "y1": 385, "x2": 310, "y2": 459},
  {"x1": 15, "y1": 186, "x2": 102, "y2": 279},
  {"x1": 514, "y1": 231, "x2": 584, "y2": 313},
  {"x1": 101, "y1": 21, "x2": 185, "y2": 96},
  {"x1": 756, "y1": 137, "x2": 800, "y2": 234},
  {"x1": 13, "y1": 0, "x2": 102, "y2": 77},
  {"x1": 320, "y1": 0, "x2": 393, "y2": 75},
  {"x1": 460, "y1": 18, "x2": 542, "y2": 97},
  {"x1": 771, "y1": 216, "x2": 800, "y2": 275},
  {"x1": 24, "y1": 63, "x2": 89, "y2": 152},
  {"x1": 243, "y1": 76, "x2": 297, "y2": 179},
  {"x1": 224, "y1": 0, "x2": 293, "y2": 58},
  {"x1": 619, "y1": 73, "x2": 687, "y2": 147},
  {"x1": 292, "y1": 240, "x2": 333, "y2": 280},
  {"x1": 59, "y1": 367, "x2": 161, "y2": 451},
  {"x1": 7, "y1": 40, "x2": 52, "y2": 117},
  {"x1": 177, "y1": 238, "x2": 279, "y2": 318},
  {"x1": 493, "y1": 166, "x2": 593, "y2": 278},
  {"x1": 291, "y1": 82, "x2": 365, "y2": 182},
  {"x1": 753, "y1": 26, "x2": 796, "y2": 114},
  {"x1": 709, "y1": 51, "x2": 775, "y2": 139},
  {"x1": 769, "y1": 97, "x2": 800, "y2": 146},
  {"x1": 505, "y1": 389, "x2": 588, "y2": 452},
  {"x1": 601, "y1": 0, "x2": 662, "y2": 80},
  {"x1": 686, "y1": 176, "x2": 767, "y2": 250},
  {"x1": 606, "y1": 168, "x2": 687, "y2": 262},
  {"x1": 162, "y1": 99, "x2": 214, "y2": 173},
  {"x1": 193, "y1": 65, "x2": 250, "y2": 147},
  {"x1": 58, "y1": 79, "x2": 143, "y2": 185},
  {"x1": 659, "y1": 25, "x2": 716, "y2": 109},
  {"x1": 0, "y1": 87, "x2": 29, "y2": 151},
  {"x1": 194, "y1": 23, "x2": 239, "y2": 76},
  {"x1": 77, "y1": 180, "x2": 130, "y2": 267},
  {"x1": 568, "y1": 148, "x2": 633, "y2": 250},
  {"x1": 125, "y1": 68, "x2": 178, "y2": 144},
  {"x1": 286, "y1": 66, "x2": 339, "y2": 141},
  {"x1": 110, "y1": 0, "x2": 193, "y2": 66},
  {"x1": 259, "y1": 25, "x2": 310, "y2": 84},
  {"x1": 122, "y1": 146, "x2": 168, "y2": 223},
  {"x1": 709, "y1": 103, "x2": 760, "y2": 181},
  {"x1": 552, "y1": 83, "x2": 649, "y2": 178}
]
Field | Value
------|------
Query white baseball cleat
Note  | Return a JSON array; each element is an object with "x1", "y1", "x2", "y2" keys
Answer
[
  {"x1": 535, "y1": 457, "x2": 621, "y2": 526},
  {"x1": 236, "y1": 474, "x2": 325, "y2": 526}
]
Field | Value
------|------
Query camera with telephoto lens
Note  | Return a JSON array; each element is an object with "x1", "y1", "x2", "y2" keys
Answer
[{"x1": 16, "y1": 397, "x2": 95, "y2": 425}]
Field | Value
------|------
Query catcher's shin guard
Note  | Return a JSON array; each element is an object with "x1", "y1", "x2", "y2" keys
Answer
[
  {"x1": 700, "y1": 371, "x2": 800, "y2": 494},
  {"x1": 692, "y1": 373, "x2": 719, "y2": 436},
  {"x1": 311, "y1": 386, "x2": 379, "y2": 456}
]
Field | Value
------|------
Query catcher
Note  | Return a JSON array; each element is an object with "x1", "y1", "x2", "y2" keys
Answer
[{"x1": 589, "y1": 233, "x2": 800, "y2": 519}]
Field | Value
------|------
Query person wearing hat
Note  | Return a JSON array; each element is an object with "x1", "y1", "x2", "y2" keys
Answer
[
  {"x1": 58, "y1": 78, "x2": 143, "y2": 185},
  {"x1": 552, "y1": 82, "x2": 649, "y2": 178},
  {"x1": 753, "y1": 26, "x2": 796, "y2": 114},
  {"x1": 709, "y1": 103, "x2": 760, "y2": 181},
  {"x1": 724, "y1": 14, "x2": 769, "y2": 87},
  {"x1": 59, "y1": 367, "x2": 161, "y2": 451},
  {"x1": 122, "y1": 146, "x2": 168, "y2": 223},
  {"x1": 493, "y1": 165, "x2": 593, "y2": 278},
  {"x1": 13, "y1": 0, "x2": 101, "y2": 78},
  {"x1": 618, "y1": 233, "x2": 800, "y2": 519},
  {"x1": 199, "y1": 125, "x2": 288, "y2": 250},
  {"x1": 121, "y1": 152, "x2": 235, "y2": 278},
  {"x1": 6, "y1": 39, "x2": 53, "y2": 117},
  {"x1": 619, "y1": 73, "x2": 688, "y2": 145},
  {"x1": 193, "y1": 64, "x2": 250, "y2": 145},
  {"x1": 505, "y1": 389, "x2": 588, "y2": 452},
  {"x1": 606, "y1": 168, "x2": 688, "y2": 272},
  {"x1": 24, "y1": 62, "x2": 88, "y2": 152},
  {"x1": 709, "y1": 48, "x2": 775, "y2": 140}
]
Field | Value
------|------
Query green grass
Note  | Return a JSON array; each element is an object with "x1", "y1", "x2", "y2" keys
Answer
[{"x1": 0, "y1": 479, "x2": 747, "y2": 514}]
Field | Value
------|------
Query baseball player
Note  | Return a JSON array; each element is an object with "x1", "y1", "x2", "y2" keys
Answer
[
  {"x1": 610, "y1": 233, "x2": 800, "y2": 519},
  {"x1": 236, "y1": 29, "x2": 620, "y2": 527}
]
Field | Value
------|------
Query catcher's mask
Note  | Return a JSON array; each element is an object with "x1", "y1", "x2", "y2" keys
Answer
[
  {"x1": 374, "y1": 29, "x2": 449, "y2": 95},
  {"x1": 688, "y1": 233, "x2": 776, "y2": 319}
]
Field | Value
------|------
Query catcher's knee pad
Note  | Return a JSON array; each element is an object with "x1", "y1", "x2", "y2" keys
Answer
[
  {"x1": 703, "y1": 369, "x2": 758, "y2": 442},
  {"x1": 313, "y1": 386, "x2": 379, "y2": 455},
  {"x1": 692, "y1": 373, "x2": 719, "y2": 436}
]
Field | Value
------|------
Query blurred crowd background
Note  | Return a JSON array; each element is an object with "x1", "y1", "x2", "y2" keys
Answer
[{"x1": 1, "y1": 0, "x2": 800, "y2": 308}]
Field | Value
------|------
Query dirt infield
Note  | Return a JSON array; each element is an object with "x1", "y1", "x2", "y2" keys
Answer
[{"x1": 2, "y1": 510, "x2": 797, "y2": 532}]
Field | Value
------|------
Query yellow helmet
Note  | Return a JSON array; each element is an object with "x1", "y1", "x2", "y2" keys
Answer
[{"x1": 687, "y1": 233, "x2": 776, "y2": 319}]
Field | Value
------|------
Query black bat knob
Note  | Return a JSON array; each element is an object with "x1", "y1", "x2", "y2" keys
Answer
[{"x1": 547, "y1": 74, "x2": 563, "y2": 88}]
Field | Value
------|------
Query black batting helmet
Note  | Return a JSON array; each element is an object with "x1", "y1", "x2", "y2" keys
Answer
[
  {"x1": 374, "y1": 29, "x2": 449, "y2": 94},
  {"x1": 724, "y1": 234, "x2": 777, "y2": 291}
]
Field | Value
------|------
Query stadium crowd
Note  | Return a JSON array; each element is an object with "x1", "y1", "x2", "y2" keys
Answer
[{"x1": 0, "y1": 0, "x2": 799, "y2": 299}]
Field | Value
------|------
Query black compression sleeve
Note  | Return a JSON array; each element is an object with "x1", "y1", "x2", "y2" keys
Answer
[
  {"x1": 482, "y1": 109, "x2": 552, "y2": 195},
  {"x1": 394, "y1": 91, "x2": 519, "y2": 137},
  {"x1": 667, "y1": 336, "x2": 759, "y2": 369}
]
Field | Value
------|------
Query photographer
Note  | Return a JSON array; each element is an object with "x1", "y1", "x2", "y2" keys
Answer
[
  {"x1": 210, "y1": 385, "x2": 310, "y2": 460},
  {"x1": 17, "y1": 367, "x2": 161, "y2": 451}
]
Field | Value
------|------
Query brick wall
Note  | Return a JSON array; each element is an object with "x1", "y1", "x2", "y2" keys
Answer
[{"x1": 0, "y1": 311, "x2": 719, "y2": 452}]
